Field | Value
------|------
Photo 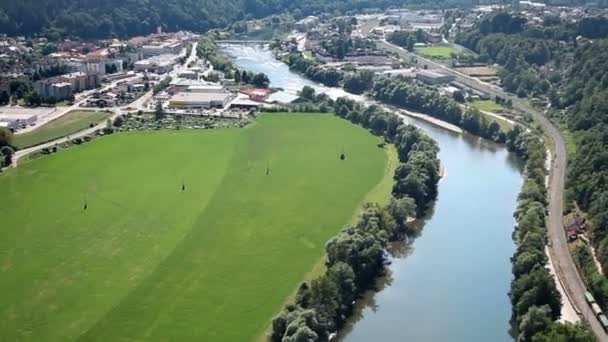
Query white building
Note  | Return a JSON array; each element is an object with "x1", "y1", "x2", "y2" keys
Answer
[
  {"x1": 169, "y1": 92, "x2": 231, "y2": 109},
  {"x1": 142, "y1": 40, "x2": 183, "y2": 58}
]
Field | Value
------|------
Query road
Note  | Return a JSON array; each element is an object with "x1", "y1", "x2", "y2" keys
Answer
[
  {"x1": 12, "y1": 108, "x2": 120, "y2": 166},
  {"x1": 376, "y1": 38, "x2": 607, "y2": 340}
]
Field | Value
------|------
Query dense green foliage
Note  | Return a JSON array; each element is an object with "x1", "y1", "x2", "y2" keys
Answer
[
  {"x1": 286, "y1": 52, "x2": 343, "y2": 87},
  {"x1": 455, "y1": 12, "x2": 608, "y2": 97},
  {"x1": 389, "y1": 29, "x2": 427, "y2": 51},
  {"x1": 372, "y1": 76, "x2": 506, "y2": 142},
  {"x1": 270, "y1": 94, "x2": 439, "y2": 341},
  {"x1": 506, "y1": 126, "x2": 591, "y2": 341},
  {"x1": 0, "y1": 0, "x2": 469, "y2": 39}
]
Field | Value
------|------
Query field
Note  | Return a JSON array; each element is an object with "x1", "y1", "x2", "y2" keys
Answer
[
  {"x1": 471, "y1": 99, "x2": 505, "y2": 112},
  {"x1": 415, "y1": 44, "x2": 471, "y2": 59},
  {"x1": 453, "y1": 66, "x2": 499, "y2": 77},
  {"x1": 14, "y1": 110, "x2": 111, "y2": 148},
  {"x1": 0, "y1": 113, "x2": 391, "y2": 341}
]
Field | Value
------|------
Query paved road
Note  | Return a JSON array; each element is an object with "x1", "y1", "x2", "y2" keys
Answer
[
  {"x1": 12, "y1": 108, "x2": 120, "y2": 166},
  {"x1": 377, "y1": 39, "x2": 607, "y2": 340}
]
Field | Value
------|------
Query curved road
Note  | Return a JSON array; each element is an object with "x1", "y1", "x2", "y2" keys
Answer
[{"x1": 377, "y1": 39, "x2": 607, "y2": 340}]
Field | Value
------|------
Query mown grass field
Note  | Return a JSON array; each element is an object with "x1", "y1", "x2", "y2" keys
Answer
[
  {"x1": 0, "y1": 113, "x2": 390, "y2": 341},
  {"x1": 471, "y1": 100, "x2": 504, "y2": 112},
  {"x1": 415, "y1": 45, "x2": 459, "y2": 58},
  {"x1": 14, "y1": 110, "x2": 110, "y2": 148}
]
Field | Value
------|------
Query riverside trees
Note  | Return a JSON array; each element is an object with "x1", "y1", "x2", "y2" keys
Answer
[
  {"x1": 270, "y1": 95, "x2": 440, "y2": 342},
  {"x1": 506, "y1": 126, "x2": 590, "y2": 341}
]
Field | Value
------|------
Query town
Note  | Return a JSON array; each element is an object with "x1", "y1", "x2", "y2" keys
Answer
[{"x1": 1, "y1": 1, "x2": 608, "y2": 342}]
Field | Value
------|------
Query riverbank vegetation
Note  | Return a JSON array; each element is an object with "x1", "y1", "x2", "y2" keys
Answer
[
  {"x1": 282, "y1": 48, "x2": 509, "y2": 144},
  {"x1": 506, "y1": 126, "x2": 593, "y2": 341},
  {"x1": 0, "y1": 0, "x2": 470, "y2": 39},
  {"x1": 269, "y1": 92, "x2": 440, "y2": 341}
]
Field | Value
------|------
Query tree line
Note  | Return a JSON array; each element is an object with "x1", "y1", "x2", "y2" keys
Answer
[
  {"x1": 372, "y1": 76, "x2": 507, "y2": 143},
  {"x1": 270, "y1": 90, "x2": 439, "y2": 341},
  {"x1": 505, "y1": 125, "x2": 593, "y2": 341},
  {"x1": 284, "y1": 48, "x2": 509, "y2": 144},
  {"x1": 0, "y1": 0, "x2": 466, "y2": 40}
]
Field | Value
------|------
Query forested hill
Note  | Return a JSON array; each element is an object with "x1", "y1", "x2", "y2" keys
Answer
[
  {"x1": 0, "y1": 0, "x2": 242, "y2": 38},
  {"x1": 0, "y1": 0, "x2": 453, "y2": 39}
]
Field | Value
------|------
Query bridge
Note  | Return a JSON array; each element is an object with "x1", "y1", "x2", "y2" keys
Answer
[{"x1": 216, "y1": 40, "x2": 271, "y2": 45}]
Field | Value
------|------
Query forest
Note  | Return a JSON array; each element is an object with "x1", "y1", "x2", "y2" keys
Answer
[{"x1": 1, "y1": 0, "x2": 465, "y2": 39}]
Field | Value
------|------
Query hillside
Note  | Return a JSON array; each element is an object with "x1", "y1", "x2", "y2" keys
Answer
[{"x1": 0, "y1": 0, "x2": 465, "y2": 39}]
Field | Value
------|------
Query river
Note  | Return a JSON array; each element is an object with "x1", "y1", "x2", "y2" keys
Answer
[{"x1": 221, "y1": 44, "x2": 523, "y2": 342}]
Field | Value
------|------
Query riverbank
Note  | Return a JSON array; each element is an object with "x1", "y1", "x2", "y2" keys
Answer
[{"x1": 224, "y1": 43, "x2": 522, "y2": 341}]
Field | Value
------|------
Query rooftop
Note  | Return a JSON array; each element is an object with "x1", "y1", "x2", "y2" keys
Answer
[{"x1": 170, "y1": 92, "x2": 231, "y2": 103}]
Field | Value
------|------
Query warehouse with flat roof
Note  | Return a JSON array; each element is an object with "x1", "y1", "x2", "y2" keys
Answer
[
  {"x1": 168, "y1": 92, "x2": 231, "y2": 109},
  {"x1": 416, "y1": 69, "x2": 455, "y2": 85}
]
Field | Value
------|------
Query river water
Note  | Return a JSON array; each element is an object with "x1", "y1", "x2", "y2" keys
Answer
[{"x1": 222, "y1": 44, "x2": 523, "y2": 342}]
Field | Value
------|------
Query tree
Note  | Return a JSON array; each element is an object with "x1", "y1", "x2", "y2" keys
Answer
[
  {"x1": 0, "y1": 145, "x2": 15, "y2": 167},
  {"x1": 518, "y1": 305, "x2": 552, "y2": 342},
  {"x1": 241, "y1": 70, "x2": 249, "y2": 84},
  {"x1": 0, "y1": 127, "x2": 13, "y2": 147},
  {"x1": 0, "y1": 90, "x2": 9, "y2": 105},
  {"x1": 299, "y1": 86, "x2": 316, "y2": 101},
  {"x1": 386, "y1": 196, "x2": 416, "y2": 230},
  {"x1": 154, "y1": 101, "x2": 165, "y2": 121},
  {"x1": 251, "y1": 73, "x2": 270, "y2": 88},
  {"x1": 452, "y1": 90, "x2": 465, "y2": 103},
  {"x1": 234, "y1": 69, "x2": 241, "y2": 83},
  {"x1": 532, "y1": 322, "x2": 594, "y2": 342}
]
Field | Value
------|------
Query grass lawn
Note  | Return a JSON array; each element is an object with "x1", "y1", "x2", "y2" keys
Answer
[
  {"x1": 415, "y1": 45, "x2": 470, "y2": 59},
  {"x1": 563, "y1": 128, "x2": 577, "y2": 158},
  {"x1": 14, "y1": 110, "x2": 111, "y2": 149},
  {"x1": 471, "y1": 100, "x2": 505, "y2": 112},
  {"x1": 0, "y1": 113, "x2": 391, "y2": 341}
]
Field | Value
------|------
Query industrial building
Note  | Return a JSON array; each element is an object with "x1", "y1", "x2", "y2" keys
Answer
[
  {"x1": 0, "y1": 107, "x2": 46, "y2": 129},
  {"x1": 168, "y1": 92, "x2": 232, "y2": 109},
  {"x1": 134, "y1": 54, "x2": 177, "y2": 73},
  {"x1": 416, "y1": 69, "x2": 455, "y2": 85},
  {"x1": 295, "y1": 16, "x2": 320, "y2": 32},
  {"x1": 142, "y1": 40, "x2": 183, "y2": 58}
]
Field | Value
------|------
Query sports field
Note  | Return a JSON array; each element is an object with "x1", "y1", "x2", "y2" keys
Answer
[
  {"x1": 415, "y1": 44, "x2": 472, "y2": 59},
  {"x1": 14, "y1": 110, "x2": 111, "y2": 149},
  {"x1": 0, "y1": 113, "x2": 391, "y2": 341}
]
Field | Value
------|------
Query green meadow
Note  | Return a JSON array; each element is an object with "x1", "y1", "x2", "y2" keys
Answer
[
  {"x1": 0, "y1": 113, "x2": 391, "y2": 341},
  {"x1": 14, "y1": 110, "x2": 111, "y2": 149}
]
